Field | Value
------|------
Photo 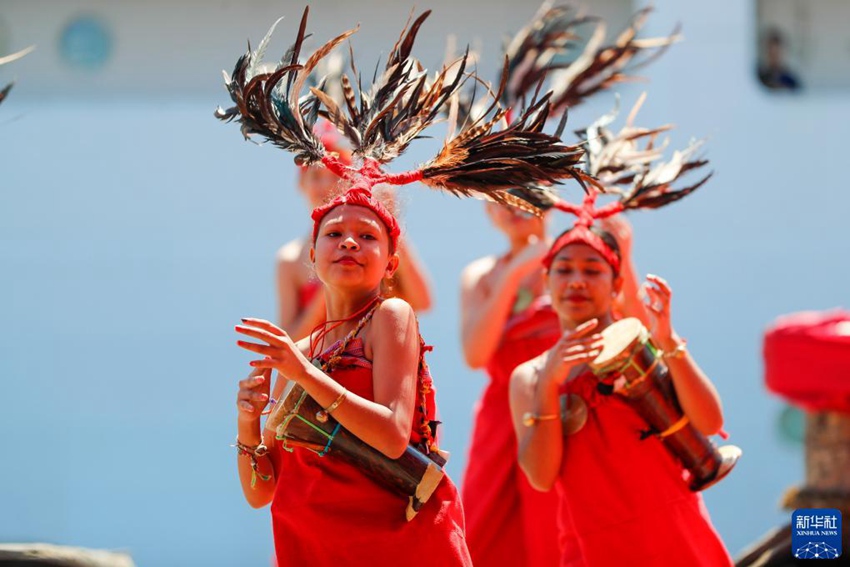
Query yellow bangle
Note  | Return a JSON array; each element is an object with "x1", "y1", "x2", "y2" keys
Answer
[
  {"x1": 325, "y1": 388, "x2": 348, "y2": 415},
  {"x1": 522, "y1": 412, "x2": 559, "y2": 427},
  {"x1": 661, "y1": 339, "x2": 688, "y2": 360}
]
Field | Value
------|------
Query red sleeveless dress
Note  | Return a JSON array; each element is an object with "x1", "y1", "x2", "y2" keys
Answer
[
  {"x1": 555, "y1": 373, "x2": 733, "y2": 566},
  {"x1": 461, "y1": 295, "x2": 574, "y2": 566},
  {"x1": 267, "y1": 337, "x2": 471, "y2": 567}
]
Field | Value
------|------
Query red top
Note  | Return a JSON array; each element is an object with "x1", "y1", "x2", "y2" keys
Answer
[
  {"x1": 296, "y1": 278, "x2": 321, "y2": 312},
  {"x1": 268, "y1": 337, "x2": 471, "y2": 567},
  {"x1": 555, "y1": 373, "x2": 732, "y2": 567},
  {"x1": 462, "y1": 295, "x2": 574, "y2": 566}
]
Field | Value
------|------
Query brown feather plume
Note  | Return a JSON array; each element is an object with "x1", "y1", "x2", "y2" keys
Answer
[
  {"x1": 576, "y1": 93, "x2": 711, "y2": 210},
  {"x1": 214, "y1": 7, "x2": 357, "y2": 166}
]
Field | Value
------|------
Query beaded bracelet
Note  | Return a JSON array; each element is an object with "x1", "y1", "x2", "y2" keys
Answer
[{"x1": 233, "y1": 438, "x2": 272, "y2": 488}]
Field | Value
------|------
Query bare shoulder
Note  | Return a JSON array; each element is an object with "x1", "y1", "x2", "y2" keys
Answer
[
  {"x1": 510, "y1": 354, "x2": 543, "y2": 394},
  {"x1": 460, "y1": 255, "x2": 499, "y2": 292},
  {"x1": 372, "y1": 297, "x2": 416, "y2": 329}
]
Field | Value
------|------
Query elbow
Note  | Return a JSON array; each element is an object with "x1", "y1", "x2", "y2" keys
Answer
[
  {"x1": 380, "y1": 439, "x2": 409, "y2": 460},
  {"x1": 378, "y1": 428, "x2": 410, "y2": 460},
  {"x1": 519, "y1": 461, "x2": 556, "y2": 492},
  {"x1": 245, "y1": 493, "x2": 272, "y2": 509},
  {"x1": 462, "y1": 346, "x2": 486, "y2": 370}
]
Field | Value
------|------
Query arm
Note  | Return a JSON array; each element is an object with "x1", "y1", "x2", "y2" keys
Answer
[
  {"x1": 510, "y1": 359, "x2": 563, "y2": 491},
  {"x1": 510, "y1": 320, "x2": 603, "y2": 490},
  {"x1": 644, "y1": 274, "x2": 724, "y2": 435},
  {"x1": 236, "y1": 299, "x2": 419, "y2": 459},
  {"x1": 235, "y1": 367, "x2": 277, "y2": 508},
  {"x1": 390, "y1": 240, "x2": 433, "y2": 313},
  {"x1": 461, "y1": 239, "x2": 549, "y2": 369},
  {"x1": 276, "y1": 245, "x2": 326, "y2": 340}
]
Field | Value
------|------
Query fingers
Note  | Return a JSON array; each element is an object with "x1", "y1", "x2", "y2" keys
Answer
[
  {"x1": 235, "y1": 324, "x2": 288, "y2": 347},
  {"x1": 563, "y1": 349, "x2": 601, "y2": 364},
  {"x1": 241, "y1": 318, "x2": 286, "y2": 336},
  {"x1": 562, "y1": 318, "x2": 598, "y2": 341},
  {"x1": 249, "y1": 357, "x2": 284, "y2": 369},
  {"x1": 238, "y1": 372, "x2": 267, "y2": 390},
  {"x1": 236, "y1": 340, "x2": 280, "y2": 357},
  {"x1": 646, "y1": 274, "x2": 672, "y2": 296},
  {"x1": 237, "y1": 371, "x2": 271, "y2": 413}
]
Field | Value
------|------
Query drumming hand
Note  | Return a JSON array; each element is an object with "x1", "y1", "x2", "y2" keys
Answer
[
  {"x1": 539, "y1": 319, "x2": 604, "y2": 388},
  {"x1": 642, "y1": 274, "x2": 676, "y2": 350},
  {"x1": 235, "y1": 318, "x2": 311, "y2": 381},
  {"x1": 236, "y1": 366, "x2": 272, "y2": 421}
]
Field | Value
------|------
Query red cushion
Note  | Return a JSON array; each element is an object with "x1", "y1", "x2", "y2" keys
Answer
[{"x1": 764, "y1": 309, "x2": 850, "y2": 411}]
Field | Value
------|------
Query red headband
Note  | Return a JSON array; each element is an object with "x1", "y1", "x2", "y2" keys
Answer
[
  {"x1": 311, "y1": 186, "x2": 401, "y2": 252},
  {"x1": 309, "y1": 153, "x2": 420, "y2": 252},
  {"x1": 542, "y1": 190, "x2": 623, "y2": 273}
]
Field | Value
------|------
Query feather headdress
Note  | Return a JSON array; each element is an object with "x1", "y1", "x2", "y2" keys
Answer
[
  {"x1": 216, "y1": 7, "x2": 595, "y2": 216},
  {"x1": 542, "y1": 94, "x2": 711, "y2": 271},
  {"x1": 449, "y1": 3, "x2": 680, "y2": 128}
]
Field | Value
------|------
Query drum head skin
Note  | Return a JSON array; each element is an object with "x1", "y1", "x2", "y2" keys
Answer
[{"x1": 590, "y1": 317, "x2": 648, "y2": 374}]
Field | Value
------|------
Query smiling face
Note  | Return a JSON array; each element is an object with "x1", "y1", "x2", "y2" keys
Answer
[
  {"x1": 547, "y1": 242, "x2": 622, "y2": 327},
  {"x1": 311, "y1": 204, "x2": 399, "y2": 292}
]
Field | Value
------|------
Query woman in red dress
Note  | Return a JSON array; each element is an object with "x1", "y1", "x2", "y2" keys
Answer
[
  {"x1": 460, "y1": 201, "x2": 645, "y2": 566},
  {"x1": 234, "y1": 189, "x2": 471, "y2": 566},
  {"x1": 509, "y1": 224, "x2": 733, "y2": 566}
]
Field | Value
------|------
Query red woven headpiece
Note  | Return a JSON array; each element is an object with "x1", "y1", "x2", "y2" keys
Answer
[
  {"x1": 309, "y1": 154, "x2": 419, "y2": 252},
  {"x1": 543, "y1": 189, "x2": 623, "y2": 273}
]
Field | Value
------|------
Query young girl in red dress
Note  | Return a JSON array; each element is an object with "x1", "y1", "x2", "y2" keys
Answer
[
  {"x1": 509, "y1": 203, "x2": 734, "y2": 565},
  {"x1": 234, "y1": 189, "x2": 472, "y2": 566}
]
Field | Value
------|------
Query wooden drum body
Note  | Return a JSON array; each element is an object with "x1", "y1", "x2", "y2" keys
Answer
[
  {"x1": 266, "y1": 382, "x2": 447, "y2": 521},
  {"x1": 589, "y1": 318, "x2": 741, "y2": 491}
]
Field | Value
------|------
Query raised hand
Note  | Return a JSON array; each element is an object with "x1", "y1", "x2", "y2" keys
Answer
[
  {"x1": 538, "y1": 318, "x2": 604, "y2": 388},
  {"x1": 235, "y1": 318, "x2": 311, "y2": 381},
  {"x1": 642, "y1": 274, "x2": 676, "y2": 350},
  {"x1": 236, "y1": 367, "x2": 272, "y2": 420}
]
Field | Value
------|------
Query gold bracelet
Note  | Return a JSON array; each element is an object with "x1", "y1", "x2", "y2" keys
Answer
[
  {"x1": 661, "y1": 339, "x2": 688, "y2": 360},
  {"x1": 325, "y1": 388, "x2": 348, "y2": 415},
  {"x1": 522, "y1": 411, "x2": 560, "y2": 427}
]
